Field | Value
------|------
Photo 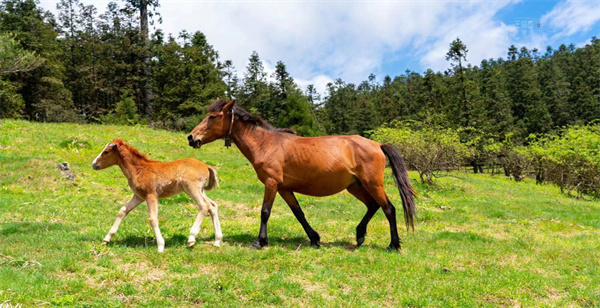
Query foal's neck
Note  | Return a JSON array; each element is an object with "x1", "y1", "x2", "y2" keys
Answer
[{"x1": 116, "y1": 147, "x2": 146, "y2": 181}]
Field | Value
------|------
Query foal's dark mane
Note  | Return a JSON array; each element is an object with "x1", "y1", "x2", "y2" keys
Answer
[
  {"x1": 113, "y1": 138, "x2": 156, "y2": 162},
  {"x1": 208, "y1": 99, "x2": 296, "y2": 135}
]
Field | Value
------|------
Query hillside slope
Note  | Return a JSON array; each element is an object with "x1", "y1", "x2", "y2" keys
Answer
[{"x1": 0, "y1": 120, "x2": 599, "y2": 307}]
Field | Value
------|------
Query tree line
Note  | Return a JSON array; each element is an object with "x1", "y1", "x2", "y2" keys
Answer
[{"x1": 1, "y1": 0, "x2": 598, "y2": 141}]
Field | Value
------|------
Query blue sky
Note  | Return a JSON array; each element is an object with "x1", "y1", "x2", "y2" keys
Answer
[{"x1": 40, "y1": 0, "x2": 600, "y2": 95}]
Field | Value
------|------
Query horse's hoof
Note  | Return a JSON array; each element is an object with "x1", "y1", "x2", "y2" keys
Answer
[
  {"x1": 213, "y1": 241, "x2": 221, "y2": 247},
  {"x1": 187, "y1": 241, "x2": 196, "y2": 248},
  {"x1": 251, "y1": 239, "x2": 267, "y2": 249},
  {"x1": 356, "y1": 237, "x2": 365, "y2": 247},
  {"x1": 310, "y1": 241, "x2": 321, "y2": 248},
  {"x1": 158, "y1": 246, "x2": 165, "y2": 253},
  {"x1": 387, "y1": 244, "x2": 400, "y2": 251},
  {"x1": 102, "y1": 240, "x2": 109, "y2": 245}
]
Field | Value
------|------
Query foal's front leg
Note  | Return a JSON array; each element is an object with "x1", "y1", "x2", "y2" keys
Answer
[
  {"x1": 146, "y1": 195, "x2": 166, "y2": 253},
  {"x1": 251, "y1": 179, "x2": 278, "y2": 249},
  {"x1": 103, "y1": 195, "x2": 143, "y2": 244}
]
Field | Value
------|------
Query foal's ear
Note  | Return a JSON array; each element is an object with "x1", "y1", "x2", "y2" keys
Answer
[{"x1": 223, "y1": 100, "x2": 235, "y2": 115}]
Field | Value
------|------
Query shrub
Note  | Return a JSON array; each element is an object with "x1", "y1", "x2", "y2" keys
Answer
[
  {"x1": 525, "y1": 125, "x2": 600, "y2": 198},
  {"x1": 370, "y1": 122, "x2": 470, "y2": 184}
]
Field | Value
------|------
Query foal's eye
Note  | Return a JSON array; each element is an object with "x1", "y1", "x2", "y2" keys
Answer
[{"x1": 103, "y1": 151, "x2": 109, "y2": 155}]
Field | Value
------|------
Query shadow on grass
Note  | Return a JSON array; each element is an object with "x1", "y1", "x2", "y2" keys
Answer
[
  {"x1": 105, "y1": 232, "x2": 363, "y2": 251},
  {"x1": 110, "y1": 234, "x2": 188, "y2": 248},
  {"x1": 224, "y1": 233, "x2": 358, "y2": 250}
]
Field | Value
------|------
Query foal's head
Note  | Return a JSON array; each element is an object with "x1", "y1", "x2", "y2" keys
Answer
[
  {"x1": 188, "y1": 99, "x2": 235, "y2": 148},
  {"x1": 92, "y1": 138, "x2": 122, "y2": 170}
]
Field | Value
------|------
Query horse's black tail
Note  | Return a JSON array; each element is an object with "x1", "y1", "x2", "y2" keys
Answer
[{"x1": 380, "y1": 144, "x2": 416, "y2": 231}]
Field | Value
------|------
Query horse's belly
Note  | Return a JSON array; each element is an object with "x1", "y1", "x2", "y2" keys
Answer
[{"x1": 281, "y1": 170, "x2": 355, "y2": 197}]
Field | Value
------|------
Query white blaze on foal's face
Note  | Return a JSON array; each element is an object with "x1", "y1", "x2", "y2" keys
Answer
[{"x1": 92, "y1": 142, "x2": 118, "y2": 170}]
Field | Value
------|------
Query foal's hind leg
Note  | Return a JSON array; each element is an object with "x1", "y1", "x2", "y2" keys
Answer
[
  {"x1": 279, "y1": 190, "x2": 321, "y2": 248},
  {"x1": 203, "y1": 193, "x2": 223, "y2": 247},
  {"x1": 146, "y1": 195, "x2": 166, "y2": 253},
  {"x1": 346, "y1": 183, "x2": 379, "y2": 248},
  {"x1": 183, "y1": 184, "x2": 211, "y2": 247},
  {"x1": 361, "y1": 183, "x2": 401, "y2": 250},
  {"x1": 103, "y1": 194, "x2": 143, "y2": 244}
]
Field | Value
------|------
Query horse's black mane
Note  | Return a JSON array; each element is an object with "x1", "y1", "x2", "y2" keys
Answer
[{"x1": 208, "y1": 99, "x2": 296, "y2": 135}]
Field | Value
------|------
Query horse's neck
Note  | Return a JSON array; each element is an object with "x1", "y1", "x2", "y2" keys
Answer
[
  {"x1": 231, "y1": 123, "x2": 272, "y2": 165},
  {"x1": 116, "y1": 149, "x2": 144, "y2": 182}
]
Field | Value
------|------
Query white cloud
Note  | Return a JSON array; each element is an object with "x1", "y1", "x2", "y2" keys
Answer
[
  {"x1": 417, "y1": 1, "x2": 519, "y2": 71},
  {"x1": 541, "y1": 0, "x2": 600, "y2": 39},
  {"x1": 155, "y1": 1, "x2": 521, "y2": 86}
]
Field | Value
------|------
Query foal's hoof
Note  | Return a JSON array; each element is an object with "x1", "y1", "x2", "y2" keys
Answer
[
  {"x1": 356, "y1": 236, "x2": 365, "y2": 247},
  {"x1": 250, "y1": 239, "x2": 268, "y2": 249}
]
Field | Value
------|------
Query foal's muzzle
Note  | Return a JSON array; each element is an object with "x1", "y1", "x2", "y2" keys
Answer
[
  {"x1": 92, "y1": 163, "x2": 100, "y2": 170},
  {"x1": 188, "y1": 135, "x2": 202, "y2": 149}
]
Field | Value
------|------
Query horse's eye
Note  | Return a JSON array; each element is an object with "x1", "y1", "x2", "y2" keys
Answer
[
  {"x1": 209, "y1": 115, "x2": 216, "y2": 120},
  {"x1": 103, "y1": 151, "x2": 109, "y2": 155}
]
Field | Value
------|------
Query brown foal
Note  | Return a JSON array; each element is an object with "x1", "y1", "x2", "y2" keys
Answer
[
  {"x1": 92, "y1": 137, "x2": 222, "y2": 252},
  {"x1": 188, "y1": 99, "x2": 416, "y2": 250}
]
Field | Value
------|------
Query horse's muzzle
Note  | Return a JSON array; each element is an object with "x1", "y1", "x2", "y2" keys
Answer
[
  {"x1": 188, "y1": 135, "x2": 202, "y2": 149},
  {"x1": 92, "y1": 163, "x2": 100, "y2": 170}
]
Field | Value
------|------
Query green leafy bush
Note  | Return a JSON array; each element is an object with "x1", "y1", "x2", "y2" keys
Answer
[
  {"x1": 370, "y1": 122, "x2": 470, "y2": 184},
  {"x1": 525, "y1": 125, "x2": 600, "y2": 198}
]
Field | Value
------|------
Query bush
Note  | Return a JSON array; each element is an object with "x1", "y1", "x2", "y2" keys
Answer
[
  {"x1": 458, "y1": 127, "x2": 503, "y2": 174},
  {"x1": 370, "y1": 122, "x2": 470, "y2": 184},
  {"x1": 525, "y1": 125, "x2": 600, "y2": 198}
]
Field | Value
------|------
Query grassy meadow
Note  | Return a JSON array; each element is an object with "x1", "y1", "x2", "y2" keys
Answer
[{"x1": 0, "y1": 119, "x2": 599, "y2": 307}]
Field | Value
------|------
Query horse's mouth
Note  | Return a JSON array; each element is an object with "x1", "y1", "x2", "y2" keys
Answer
[
  {"x1": 189, "y1": 140, "x2": 202, "y2": 149},
  {"x1": 188, "y1": 135, "x2": 202, "y2": 148}
]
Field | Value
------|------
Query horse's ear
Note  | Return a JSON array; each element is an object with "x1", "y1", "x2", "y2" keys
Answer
[{"x1": 223, "y1": 100, "x2": 235, "y2": 115}]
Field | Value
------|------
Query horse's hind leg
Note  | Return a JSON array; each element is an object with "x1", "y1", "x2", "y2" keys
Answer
[
  {"x1": 361, "y1": 183, "x2": 401, "y2": 250},
  {"x1": 279, "y1": 190, "x2": 320, "y2": 248},
  {"x1": 346, "y1": 183, "x2": 379, "y2": 247},
  {"x1": 103, "y1": 194, "x2": 143, "y2": 244}
]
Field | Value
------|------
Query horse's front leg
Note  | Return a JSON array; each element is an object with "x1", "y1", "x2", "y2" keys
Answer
[
  {"x1": 251, "y1": 179, "x2": 278, "y2": 249},
  {"x1": 103, "y1": 195, "x2": 143, "y2": 244}
]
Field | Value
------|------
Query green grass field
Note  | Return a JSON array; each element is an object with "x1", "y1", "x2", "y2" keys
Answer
[{"x1": 1, "y1": 119, "x2": 599, "y2": 307}]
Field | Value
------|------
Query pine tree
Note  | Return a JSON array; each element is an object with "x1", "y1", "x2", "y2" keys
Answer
[{"x1": 0, "y1": 0, "x2": 77, "y2": 122}]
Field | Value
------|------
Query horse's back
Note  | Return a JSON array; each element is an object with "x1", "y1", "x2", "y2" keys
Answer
[{"x1": 274, "y1": 134, "x2": 385, "y2": 196}]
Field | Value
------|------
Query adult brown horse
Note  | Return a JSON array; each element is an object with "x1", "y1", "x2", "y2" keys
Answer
[{"x1": 188, "y1": 99, "x2": 416, "y2": 250}]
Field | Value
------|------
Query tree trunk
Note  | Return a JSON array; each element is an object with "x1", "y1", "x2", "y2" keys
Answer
[{"x1": 140, "y1": 0, "x2": 154, "y2": 125}]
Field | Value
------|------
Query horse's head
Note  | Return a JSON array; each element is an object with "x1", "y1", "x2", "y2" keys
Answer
[
  {"x1": 92, "y1": 138, "x2": 121, "y2": 170},
  {"x1": 188, "y1": 100, "x2": 235, "y2": 148}
]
